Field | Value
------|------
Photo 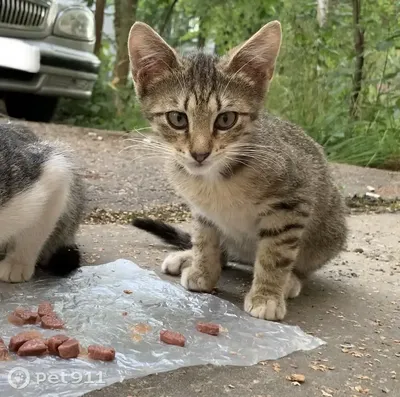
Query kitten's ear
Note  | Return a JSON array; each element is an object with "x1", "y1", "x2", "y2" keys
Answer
[
  {"x1": 128, "y1": 22, "x2": 179, "y2": 92},
  {"x1": 225, "y1": 21, "x2": 282, "y2": 87}
]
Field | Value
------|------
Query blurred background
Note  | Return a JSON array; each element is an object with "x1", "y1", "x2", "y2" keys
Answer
[{"x1": 1, "y1": 0, "x2": 399, "y2": 169}]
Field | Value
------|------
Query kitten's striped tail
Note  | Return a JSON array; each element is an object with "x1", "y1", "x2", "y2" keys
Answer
[{"x1": 132, "y1": 218, "x2": 192, "y2": 250}]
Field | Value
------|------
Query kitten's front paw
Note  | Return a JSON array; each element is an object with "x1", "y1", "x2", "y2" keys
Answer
[
  {"x1": 161, "y1": 250, "x2": 192, "y2": 276},
  {"x1": 181, "y1": 266, "x2": 218, "y2": 293},
  {"x1": 244, "y1": 291, "x2": 287, "y2": 321},
  {"x1": 0, "y1": 259, "x2": 35, "y2": 283}
]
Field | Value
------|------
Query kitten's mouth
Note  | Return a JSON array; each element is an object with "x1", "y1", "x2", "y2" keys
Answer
[{"x1": 184, "y1": 160, "x2": 214, "y2": 175}]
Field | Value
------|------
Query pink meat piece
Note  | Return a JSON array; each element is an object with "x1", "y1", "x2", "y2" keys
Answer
[
  {"x1": 196, "y1": 322, "x2": 220, "y2": 336},
  {"x1": 9, "y1": 331, "x2": 43, "y2": 352},
  {"x1": 47, "y1": 334, "x2": 69, "y2": 355},
  {"x1": 88, "y1": 345, "x2": 116, "y2": 361},
  {"x1": 160, "y1": 330, "x2": 186, "y2": 347},
  {"x1": 17, "y1": 338, "x2": 48, "y2": 356},
  {"x1": 8, "y1": 307, "x2": 39, "y2": 326},
  {"x1": 41, "y1": 314, "x2": 64, "y2": 329},
  {"x1": 58, "y1": 338, "x2": 80, "y2": 359},
  {"x1": 38, "y1": 301, "x2": 54, "y2": 317}
]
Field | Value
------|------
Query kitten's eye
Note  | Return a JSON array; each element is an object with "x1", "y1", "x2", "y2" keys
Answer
[
  {"x1": 214, "y1": 112, "x2": 238, "y2": 131},
  {"x1": 166, "y1": 111, "x2": 188, "y2": 130}
]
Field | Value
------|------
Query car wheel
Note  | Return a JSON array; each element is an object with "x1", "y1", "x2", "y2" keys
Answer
[{"x1": 5, "y1": 93, "x2": 59, "y2": 123}]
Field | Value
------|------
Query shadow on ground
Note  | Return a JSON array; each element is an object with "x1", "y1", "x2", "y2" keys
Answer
[{"x1": 78, "y1": 214, "x2": 399, "y2": 397}]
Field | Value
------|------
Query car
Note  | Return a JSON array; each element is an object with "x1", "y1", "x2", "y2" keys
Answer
[{"x1": 0, "y1": 0, "x2": 100, "y2": 122}]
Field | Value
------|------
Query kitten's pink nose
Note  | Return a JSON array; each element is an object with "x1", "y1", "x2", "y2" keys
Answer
[{"x1": 190, "y1": 151, "x2": 211, "y2": 163}]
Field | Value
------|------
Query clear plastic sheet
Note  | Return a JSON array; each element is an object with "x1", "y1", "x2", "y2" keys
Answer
[{"x1": 0, "y1": 260, "x2": 324, "y2": 396}]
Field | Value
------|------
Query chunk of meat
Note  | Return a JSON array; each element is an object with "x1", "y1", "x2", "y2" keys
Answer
[
  {"x1": 38, "y1": 301, "x2": 54, "y2": 317},
  {"x1": 17, "y1": 310, "x2": 38, "y2": 324},
  {"x1": 17, "y1": 338, "x2": 48, "y2": 356},
  {"x1": 196, "y1": 322, "x2": 220, "y2": 336},
  {"x1": 88, "y1": 345, "x2": 116, "y2": 361},
  {"x1": 7, "y1": 313, "x2": 25, "y2": 326},
  {"x1": 0, "y1": 338, "x2": 9, "y2": 361},
  {"x1": 160, "y1": 330, "x2": 186, "y2": 347},
  {"x1": 8, "y1": 308, "x2": 39, "y2": 326},
  {"x1": 58, "y1": 338, "x2": 80, "y2": 359},
  {"x1": 47, "y1": 334, "x2": 69, "y2": 355},
  {"x1": 9, "y1": 331, "x2": 43, "y2": 352},
  {"x1": 41, "y1": 314, "x2": 64, "y2": 329}
]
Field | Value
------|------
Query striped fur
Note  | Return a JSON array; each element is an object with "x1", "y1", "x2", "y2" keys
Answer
[{"x1": 128, "y1": 21, "x2": 348, "y2": 321}]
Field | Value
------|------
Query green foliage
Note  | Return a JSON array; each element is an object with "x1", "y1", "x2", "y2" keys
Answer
[
  {"x1": 265, "y1": 0, "x2": 400, "y2": 169},
  {"x1": 56, "y1": 0, "x2": 400, "y2": 169}
]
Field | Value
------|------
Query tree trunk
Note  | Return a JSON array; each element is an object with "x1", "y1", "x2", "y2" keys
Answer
[
  {"x1": 350, "y1": 0, "x2": 364, "y2": 118},
  {"x1": 112, "y1": 0, "x2": 138, "y2": 113},
  {"x1": 316, "y1": 0, "x2": 329, "y2": 27},
  {"x1": 197, "y1": 17, "x2": 206, "y2": 49},
  {"x1": 112, "y1": 0, "x2": 138, "y2": 87},
  {"x1": 159, "y1": 0, "x2": 179, "y2": 37},
  {"x1": 94, "y1": 0, "x2": 106, "y2": 56}
]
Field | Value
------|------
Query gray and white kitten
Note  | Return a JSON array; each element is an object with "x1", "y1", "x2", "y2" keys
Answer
[
  {"x1": 129, "y1": 21, "x2": 348, "y2": 321},
  {"x1": 0, "y1": 122, "x2": 85, "y2": 283}
]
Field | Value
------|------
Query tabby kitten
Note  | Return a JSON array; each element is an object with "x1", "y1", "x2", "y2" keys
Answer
[
  {"x1": 0, "y1": 122, "x2": 85, "y2": 283},
  {"x1": 128, "y1": 21, "x2": 348, "y2": 320}
]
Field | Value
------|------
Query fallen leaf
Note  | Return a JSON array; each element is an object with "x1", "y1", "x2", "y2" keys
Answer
[
  {"x1": 321, "y1": 390, "x2": 333, "y2": 397},
  {"x1": 131, "y1": 333, "x2": 143, "y2": 343},
  {"x1": 272, "y1": 363, "x2": 281, "y2": 372},
  {"x1": 286, "y1": 374, "x2": 305, "y2": 383},
  {"x1": 340, "y1": 343, "x2": 355, "y2": 349},
  {"x1": 341, "y1": 348, "x2": 363, "y2": 357},
  {"x1": 356, "y1": 375, "x2": 371, "y2": 380},
  {"x1": 310, "y1": 362, "x2": 335, "y2": 372},
  {"x1": 123, "y1": 290, "x2": 133, "y2": 294},
  {"x1": 354, "y1": 385, "x2": 370, "y2": 394},
  {"x1": 111, "y1": 76, "x2": 120, "y2": 86},
  {"x1": 131, "y1": 323, "x2": 152, "y2": 334}
]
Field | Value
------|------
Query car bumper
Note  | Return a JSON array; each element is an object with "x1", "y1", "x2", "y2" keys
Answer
[{"x1": 0, "y1": 39, "x2": 101, "y2": 99}]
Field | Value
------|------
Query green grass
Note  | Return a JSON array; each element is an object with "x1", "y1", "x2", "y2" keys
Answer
[{"x1": 266, "y1": 70, "x2": 400, "y2": 170}]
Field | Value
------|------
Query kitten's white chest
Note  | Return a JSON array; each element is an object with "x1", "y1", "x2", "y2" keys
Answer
[{"x1": 177, "y1": 176, "x2": 259, "y2": 239}]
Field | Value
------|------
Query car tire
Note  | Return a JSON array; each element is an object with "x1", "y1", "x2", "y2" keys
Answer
[{"x1": 5, "y1": 93, "x2": 59, "y2": 123}]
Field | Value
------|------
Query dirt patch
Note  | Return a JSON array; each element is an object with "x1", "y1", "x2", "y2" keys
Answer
[
  {"x1": 3, "y1": 119, "x2": 400, "y2": 214},
  {"x1": 83, "y1": 196, "x2": 400, "y2": 225}
]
